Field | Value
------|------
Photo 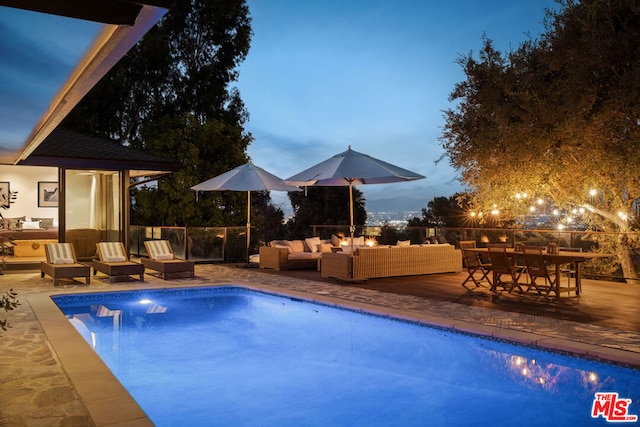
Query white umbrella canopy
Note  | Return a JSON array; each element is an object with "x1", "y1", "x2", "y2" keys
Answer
[
  {"x1": 191, "y1": 162, "x2": 300, "y2": 264},
  {"x1": 191, "y1": 162, "x2": 300, "y2": 192},
  {"x1": 285, "y1": 146, "x2": 425, "y2": 244}
]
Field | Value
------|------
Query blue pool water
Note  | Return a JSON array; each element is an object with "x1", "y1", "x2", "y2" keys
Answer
[{"x1": 52, "y1": 286, "x2": 639, "y2": 426}]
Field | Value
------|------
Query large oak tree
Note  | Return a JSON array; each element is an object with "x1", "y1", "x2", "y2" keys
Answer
[{"x1": 441, "y1": 0, "x2": 640, "y2": 280}]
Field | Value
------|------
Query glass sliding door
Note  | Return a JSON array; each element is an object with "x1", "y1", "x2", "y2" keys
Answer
[{"x1": 62, "y1": 169, "x2": 125, "y2": 259}]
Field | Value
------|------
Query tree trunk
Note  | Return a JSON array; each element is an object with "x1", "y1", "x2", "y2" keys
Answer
[{"x1": 617, "y1": 234, "x2": 640, "y2": 284}]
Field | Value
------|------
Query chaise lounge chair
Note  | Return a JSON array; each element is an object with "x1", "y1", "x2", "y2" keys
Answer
[
  {"x1": 41, "y1": 243, "x2": 91, "y2": 286},
  {"x1": 142, "y1": 240, "x2": 195, "y2": 280},
  {"x1": 92, "y1": 242, "x2": 144, "y2": 283}
]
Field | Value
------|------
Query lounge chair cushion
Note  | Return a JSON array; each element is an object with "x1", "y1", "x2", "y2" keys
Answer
[
  {"x1": 98, "y1": 242, "x2": 128, "y2": 262},
  {"x1": 46, "y1": 243, "x2": 75, "y2": 264},
  {"x1": 146, "y1": 240, "x2": 175, "y2": 260}
]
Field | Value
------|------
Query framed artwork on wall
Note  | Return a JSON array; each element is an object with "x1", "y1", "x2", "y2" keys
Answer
[
  {"x1": 0, "y1": 182, "x2": 9, "y2": 209},
  {"x1": 38, "y1": 181, "x2": 58, "y2": 207}
]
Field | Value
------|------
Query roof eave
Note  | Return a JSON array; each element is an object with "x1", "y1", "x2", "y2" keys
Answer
[{"x1": 13, "y1": 5, "x2": 169, "y2": 165}]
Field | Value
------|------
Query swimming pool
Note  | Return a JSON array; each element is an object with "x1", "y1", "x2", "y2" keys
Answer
[{"x1": 52, "y1": 286, "x2": 639, "y2": 426}]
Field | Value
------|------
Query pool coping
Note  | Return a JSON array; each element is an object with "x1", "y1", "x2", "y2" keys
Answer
[{"x1": 29, "y1": 280, "x2": 640, "y2": 427}]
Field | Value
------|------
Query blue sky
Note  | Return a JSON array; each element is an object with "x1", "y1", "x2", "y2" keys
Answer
[
  {"x1": 0, "y1": 8, "x2": 100, "y2": 153},
  {"x1": 0, "y1": 2, "x2": 558, "y2": 212},
  {"x1": 237, "y1": 0, "x2": 559, "y2": 211}
]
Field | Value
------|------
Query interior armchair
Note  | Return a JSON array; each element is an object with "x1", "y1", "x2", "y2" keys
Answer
[
  {"x1": 65, "y1": 228, "x2": 101, "y2": 261},
  {"x1": 41, "y1": 243, "x2": 90, "y2": 286}
]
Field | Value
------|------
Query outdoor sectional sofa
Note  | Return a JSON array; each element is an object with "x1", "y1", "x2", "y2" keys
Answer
[
  {"x1": 259, "y1": 237, "x2": 338, "y2": 271},
  {"x1": 320, "y1": 244, "x2": 463, "y2": 282}
]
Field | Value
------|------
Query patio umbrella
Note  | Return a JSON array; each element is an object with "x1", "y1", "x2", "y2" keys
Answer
[
  {"x1": 284, "y1": 146, "x2": 425, "y2": 246},
  {"x1": 191, "y1": 162, "x2": 300, "y2": 265}
]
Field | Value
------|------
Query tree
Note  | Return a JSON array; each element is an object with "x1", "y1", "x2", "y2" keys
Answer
[
  {"x1": 286, "y1": 187, "x2": 366, "y2": 239},
  {"x1": 409, "y1": 194, "x2": 469, "y2": 228},
  {"x1": 63, "y1": 0, "x2": 271, "y2": 227},
  {"x1": 441, "y1": 0, "x2": 640, "y2": 280}
]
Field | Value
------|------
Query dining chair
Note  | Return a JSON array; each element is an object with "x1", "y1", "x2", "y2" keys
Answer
[
  {"x1": 522, "y1": 246, "x2": 556, "y2": 296},
  {"x1": 487, "y1": 247, "x2": 523, "y2": 293},
  {"x1": 459, "y1": 240, "x2": 491, "y2": 290},
  {"x1": 559, "y1": 247, "x2": 583, "y2": 291}
]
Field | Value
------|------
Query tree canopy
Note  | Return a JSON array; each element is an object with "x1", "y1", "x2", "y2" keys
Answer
[
  {"x1": 286, "y1": 187, "x2": 367, "y2": 239},
  {"x1": 441, "y1": 0, "x2": 640, "y2": 278},
  {"x1": 63, "y1": 0, "x2": 282, "y2": 228},
  {"x1": 442, "y1": 0, "x2": 640, "y2": 232},
  {"x1": 409, "y1": 194, "x2": 475, "y2": 228}
]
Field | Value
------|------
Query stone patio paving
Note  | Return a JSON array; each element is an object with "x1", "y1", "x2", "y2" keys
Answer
[{"x1": 1, "y1": 264, "x2": 639, "y2": 426}]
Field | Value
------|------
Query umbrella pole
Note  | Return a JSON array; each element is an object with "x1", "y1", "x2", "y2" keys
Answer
[
  {"x1": 247, "y1": 190, "x2": 251, "y2": 265},
  {"x1": 349, "y1": 181, "x2": 355, "y2": 254}
]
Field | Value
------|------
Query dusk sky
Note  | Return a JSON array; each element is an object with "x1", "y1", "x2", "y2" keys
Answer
[
  {"x1": 1, "y1": 1, "x2": 559, "y2": 212},
  {"x1": 237, "y1": 0, "x2": 559, "y2": 212}
]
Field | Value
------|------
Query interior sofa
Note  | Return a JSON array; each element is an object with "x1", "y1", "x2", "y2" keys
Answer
[
  {"x1": 259, "y1": 237, "x2": 337, "y2": 271},
  {"x1": 321, "y1": 244, "x2": 462, "y2": 281}
]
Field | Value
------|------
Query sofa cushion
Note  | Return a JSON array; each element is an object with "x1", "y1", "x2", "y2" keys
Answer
[
  {"x1": 318, "y1": 243, "x2": 333, "y2": 253},
  {"x1": 274, "y1": 244, "x2": 292, "y2": 254},
  {"x1": 288, "y1": 252, "x2": 322, "y2": 260},
  {"x1": 269, "y1": 240, "x2": 284, "y2": 247},
  {"x1": 344, "y1": 236, "x2": 365, "y2": 246},
  {"x1": 285, "y1": 240, "x2": 305, "y2": 253},
  {"x1": 341, "y1": 245, "x2": 366, "y2": 254},
  {"x1": 304, "y1": 237, "x2": 322, "y2": 253}
]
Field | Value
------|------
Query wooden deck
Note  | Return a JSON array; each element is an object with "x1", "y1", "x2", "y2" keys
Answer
[{"x1": 258, "y1": 267, "x2": 640, "y2": 333}]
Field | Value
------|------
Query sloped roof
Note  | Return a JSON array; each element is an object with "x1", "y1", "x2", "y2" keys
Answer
[
  {"x1": 19, "y1": 128, "x2": 183, "y2": 173},
  {"x1": 0, "y1": 2, "x2": 171, "y2": 165}
]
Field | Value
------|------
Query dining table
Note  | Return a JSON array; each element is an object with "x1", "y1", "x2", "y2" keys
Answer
[{"x1": 468, "y1": 247, "x2": 615, "y2": 297}]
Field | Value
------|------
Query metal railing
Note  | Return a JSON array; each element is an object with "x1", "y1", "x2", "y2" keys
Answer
[
  {"x1": 130, "y1": 225, "x2": 253, "y2": 263},
  {"x1": 130, "y1": 224, "x2": 638, "y2": 282}
]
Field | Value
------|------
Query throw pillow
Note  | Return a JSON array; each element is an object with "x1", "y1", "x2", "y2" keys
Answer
[
  {"x1": 304, "y1": 237, "x2": 322, "y2": 253},
  {"x1": 5, "y1": 217, "x2": 25, "y2": 231},
  {"x1": 396, "y1": 240, "x2": 411, "y2": 247},
  {"x1": 22, "y1": 220, "x2": 41, "y2": 230},
  {"x1": 341, "y1": 245, "x2": 355, "y2": 254},
  {"x1": 285, "y1": 240, "x2": 305, "y2": 253},
  {"x1": 331, "y1": 234, "x2": 342, "y2": 246},
  {"x1": 32, "y1": 217, "x2": 55, "y2": 229}
]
